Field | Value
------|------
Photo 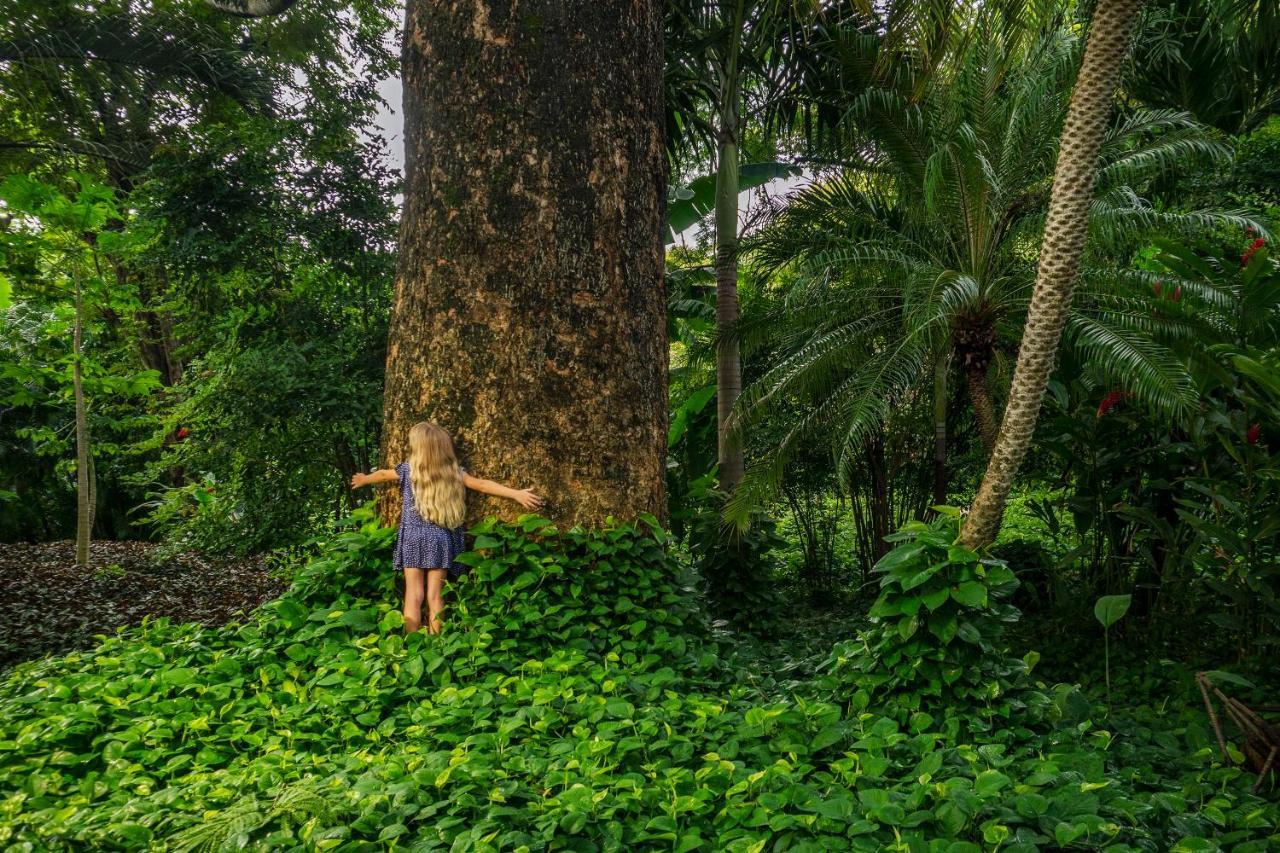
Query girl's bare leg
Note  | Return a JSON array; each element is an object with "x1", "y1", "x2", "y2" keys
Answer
[
  {"x1": 403, "y1": 568, "x2": 425, "y2": 633},
  {"x1": 425, "y1": 568, "x2": 447, "y2": 635}
]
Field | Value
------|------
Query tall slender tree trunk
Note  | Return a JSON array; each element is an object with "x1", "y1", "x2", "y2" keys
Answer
[
  {"x1": 714, "y1": 0, "x2": 747, "y2": 491},
  {"x1": 73, "y1": 266, "x2": 91, "y2": 567},
  {"x1": 960, "y1": 0, "x2": 1145, "y2": 549},
  {"x1": 382, "y1": 0, "x2": 668, "y2": 528},
  {"x1": 932, "y1": 350, "x2": 949, "y2": 505}
]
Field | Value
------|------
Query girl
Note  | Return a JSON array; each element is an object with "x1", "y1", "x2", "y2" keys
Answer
[{"x1": 351, "y1": 422, "x2": 542, "y2": 635}]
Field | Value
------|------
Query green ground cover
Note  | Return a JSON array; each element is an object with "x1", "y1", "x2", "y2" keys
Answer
[{"x1": 1, "y1": 510, "x2": 1275, "y2": 851}]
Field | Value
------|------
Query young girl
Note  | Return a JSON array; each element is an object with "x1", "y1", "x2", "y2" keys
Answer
[{"x1": 351, "y1": 422, "x2": 542, "y2": 635}]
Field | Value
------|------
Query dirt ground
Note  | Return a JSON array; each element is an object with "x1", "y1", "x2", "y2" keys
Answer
[{"x1": 0, "y1": 540, "x2": 289, "y2": 670}]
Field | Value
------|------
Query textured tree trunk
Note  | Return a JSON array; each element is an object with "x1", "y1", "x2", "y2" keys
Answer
[
  {"x1": 932, "y1": 351, "x2": 948, "y2": 506},
  {"x1": 73, "y1": 266, "x2": 91, "y2": 568},
  {"x1": 140, "y1": 265, "x2": 183, "y2": 387},
  {"x1": 381, "y1": 0, "x2": 667, "y2": 528},
  {"x1": 960, "y1": 0, "x2": 1145, "y2": 549},
  {"x1": 714, "y1": 1, "x2": 747, "y2": 491},
  {"x1": 965, "y1": 364, "x2": 999, "y2": 455}
]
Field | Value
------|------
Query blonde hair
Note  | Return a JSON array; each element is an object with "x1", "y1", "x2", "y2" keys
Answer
[{"x1": 407, "y1": 422, "x2": 466, "y2": 528}]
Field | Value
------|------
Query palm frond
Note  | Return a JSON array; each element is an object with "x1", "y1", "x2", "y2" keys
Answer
[{"x1": 1063, "y1": 315, "x2": 1198, "y2": 418}]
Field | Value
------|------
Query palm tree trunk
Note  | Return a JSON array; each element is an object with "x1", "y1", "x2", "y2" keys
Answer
[
  {"x1": 960, "y1": 0, "x2": 1145, "y2": 549},
  {"x1": 965, "y1": 364, "x2": 999, "y2": 455},
  {"x1": 932, "y1": 351, "x2": 949, "y2": 505},
  {"x1": 382, "y1": 0, "x2": 667, "y2": 528},
  {"x1": 73, "y1": 265, "x2": 91, "y2": 568},
  {"x1": 715, "y1": 0, "x2": 747, "y2": 491}
]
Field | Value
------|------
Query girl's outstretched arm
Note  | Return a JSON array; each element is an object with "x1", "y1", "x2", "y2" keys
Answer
[
  {"x1": 463, "y1": 473, "x2": 544, "y2": 510},
  {"x1": 351, "y1": 469, "x2": 399, "y2": 489}
]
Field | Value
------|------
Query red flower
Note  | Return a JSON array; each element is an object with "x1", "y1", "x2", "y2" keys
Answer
[
  {"x1": 1241, "y1": 237, "x2": 1265, "y2": 268},
  {"x1": 175, "y1": 427, "x2": 189, "y2": 440},
  {"x1": 1247, "y1": 423, "x2": 1261, "y2": 445},
  {"x1": 1152, "y1": 282, "x2": 1163, "y2": 298},
  {"x1": 1172, "y1": 285, "x2": 1182, "y2": 302},
  {"x1": 1096, "y1": 390, "x2": 1130, "y2": 418}
]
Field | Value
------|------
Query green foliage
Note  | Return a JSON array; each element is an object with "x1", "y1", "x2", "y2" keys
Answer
[
  {"x1": 0, "y1": 174, "x2": 162, "y2": 540},
  {"x1": 725, "y1": 7, "x2": 1253, "y2": 527},
  {"x1": 1094, "y1": 594, "x2": 1131, "y2": 710},
  {"x1": 684, "y1": 478, "x2": 786, "y2": 633},
  {"x1": 823, "y1": 509, "x2": 1042, "y2": 729},
  {"x1": 1127, "y1": 0, "x2": 1280, "y2": 136},
  {"x1": 1094, "y1": 595, "x2": 1132, "y2": 630},
  {"x1": 666, "y1": 161, "x2": 802, "y2": 243},
  {"x1": 3, "y1": 513, "x2": 1278, "y2": 850},
  {"x1": 1025, "y1": 236, "x2": 1280, "y2": 654},
  {"x1": 0, "y1": 0, "x2": 398, "y2": 549}
]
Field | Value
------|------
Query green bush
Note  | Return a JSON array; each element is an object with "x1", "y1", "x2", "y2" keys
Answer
[
  {"x1": 684, "y1": 482, "x2": 785, "y2": 634},
  {"x1": 817, "y1": 509, "x2": 1046, "y2": 731}
]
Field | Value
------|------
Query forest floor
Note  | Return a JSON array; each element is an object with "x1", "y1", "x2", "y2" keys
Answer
[{"x1": 0, "y1": 540, "x2": 288, "y2": 670}]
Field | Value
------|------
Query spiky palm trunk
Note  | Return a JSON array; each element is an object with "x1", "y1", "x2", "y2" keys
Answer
[
  {"x1": 381, "y1": 0, "x2": 667, "y2": 527},
  {"x1": 960, "y1": 0, "x2": 1145, "y2": 549},
  {"x1": 73, "y1": 266, "x2": 91, "y2": 567},
  {"x1": 714, "y1": 0, "x2": 747, "y2": 491}
]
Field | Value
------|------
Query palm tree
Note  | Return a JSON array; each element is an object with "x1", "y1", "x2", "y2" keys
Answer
[
  {"x1": 665, "y1": 0, "x2": 841, "y2": 491},
  {"x1": 668, "y1": 0, "x2": 976, "y2": 492},
  {"x1": 960, "y1": 0, "x2": 1148, "y2": 548},
  {"x1": 725, "y1": 4, "x2": 1253, "y2": 527},
  {"x1": 1126, "y1": 0, "x2": 1280, "y2": 135}
]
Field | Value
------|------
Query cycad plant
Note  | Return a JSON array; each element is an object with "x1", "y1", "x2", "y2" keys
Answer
[
  {"x1": 725, "y1": 6, "x2": 1255, "y2": 524},
  {"x1": 1126, "y1": 0, "x2": 1280, "y2": 136}
]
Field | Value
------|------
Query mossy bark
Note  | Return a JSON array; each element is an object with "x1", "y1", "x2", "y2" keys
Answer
[{"x1": 382, "y1": 0, "x2": 668, "y2": 527}]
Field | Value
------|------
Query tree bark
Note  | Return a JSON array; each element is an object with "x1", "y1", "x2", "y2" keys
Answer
[
  {"x1": 382, "y1": 0, "x2": 668, "y2": 528},
  {"x1": 714, "y1": 0, "x2": 747, "y2": 491},
  {"x1": 932, "y1": 350, "x2": 948, "y2": 505},
  {"x1": 965, "y1": 363, "x2": 999, "y2": 455},
  {"x1": 960, "y1": 0, "x2": 1145, "y2": 549},
  {"x1": 73, "y1": 266, "x2": 91, "y2": 568}
]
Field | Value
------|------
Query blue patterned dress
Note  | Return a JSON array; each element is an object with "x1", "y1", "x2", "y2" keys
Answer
[{"x1": 392, "y1": 462, "x2": 467, "y2": 577}]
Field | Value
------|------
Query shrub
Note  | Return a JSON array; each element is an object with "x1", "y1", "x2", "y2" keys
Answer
[{"x1": 819, "y1": 509, "x2": 1046, "y2": 730}]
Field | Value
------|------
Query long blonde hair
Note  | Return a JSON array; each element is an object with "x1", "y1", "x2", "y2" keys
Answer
[{"x1": 407, "y1": 422, "x2": 466, "y2": 528}]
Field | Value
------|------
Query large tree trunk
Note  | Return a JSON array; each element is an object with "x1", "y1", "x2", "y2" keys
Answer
[
  {"x1": 960, "y1": 0, "x2": 1145, "y2": 549},
  {"x1": 381, "y1": 0, "x2": 668, "y2": 528},
  {"x1": 714, "y1": 2, "x2": 747, "y2": 492}
]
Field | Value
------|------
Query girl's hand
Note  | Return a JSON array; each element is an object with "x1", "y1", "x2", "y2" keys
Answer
[
  {"x1": 514, "y1": 488, "x2": 544, "y2": 510},
  {"x1": 350, "y1": 472, "x2": 369, "y2": 490}
]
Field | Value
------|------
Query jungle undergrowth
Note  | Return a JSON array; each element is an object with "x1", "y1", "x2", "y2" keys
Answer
[{"x1": 0, "y1": 507, "x2": 1275, "y2": 851}]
